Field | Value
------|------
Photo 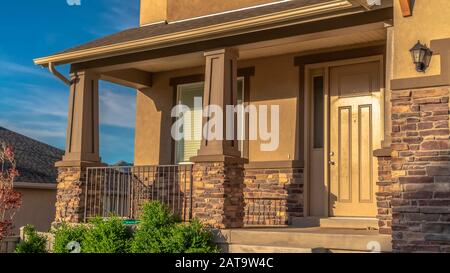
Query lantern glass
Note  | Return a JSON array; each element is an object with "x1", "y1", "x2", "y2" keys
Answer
[{"x1": 410, "y1": 41, "x2": 433, "y2": 72}]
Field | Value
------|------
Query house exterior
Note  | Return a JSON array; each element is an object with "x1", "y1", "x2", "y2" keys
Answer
[
  {"x1": 34, "y1": 0, "x2": 450, "y2": 252},
  {"x1": 0, "y1": 127, "x2": 63, "y2": 234}
]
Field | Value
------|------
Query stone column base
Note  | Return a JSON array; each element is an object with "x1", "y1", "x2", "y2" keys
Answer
[
  {"x1": 374, "y1": 149, "x2": 394, "y2": 235},
  {"x1": 192, "y1": 160, "x2": 245, "y2": 229},
  {"x1": 55, "y1": 166, "x2": 87, "y2": 223}
]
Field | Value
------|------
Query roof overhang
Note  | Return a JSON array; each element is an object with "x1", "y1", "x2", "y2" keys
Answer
[{"x1": 34, "y1": 0, "x2": 371, "y2": 67}]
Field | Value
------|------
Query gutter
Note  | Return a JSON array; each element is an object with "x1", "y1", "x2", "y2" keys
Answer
[
  {"x1": 34, "y1": 0, "x2": 358, "y2": 66},
  {"x1": 48, "y1": 62, "x2": 71, "y2": 86}
]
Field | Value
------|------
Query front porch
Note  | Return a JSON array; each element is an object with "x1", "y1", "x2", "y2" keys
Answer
[{"x1": 40, "y1": 1, "x2": 400, "y2": 252}]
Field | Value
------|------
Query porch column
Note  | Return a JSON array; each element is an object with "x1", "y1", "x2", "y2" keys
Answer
[
  {"x1": 55, "y1": 70, "x2": 103, "y2": 224},
  {"x1": 191, "y1": 48, "x2": 245, "y2": 229}
]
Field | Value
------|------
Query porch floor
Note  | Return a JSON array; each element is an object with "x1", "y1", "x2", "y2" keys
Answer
[{"x1": 214, "y1": 227, "x2": 392, "y2": 253}]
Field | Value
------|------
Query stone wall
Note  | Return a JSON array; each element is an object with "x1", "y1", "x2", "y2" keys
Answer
[
  {"x1": 55, "y1": 167, "x2": 87, "y2": 223},
  {"x1": 243, "y1": 167, "x2": 303, "y2": 226},
  {"x1": 192, "y1": 162, "x2": 245, "y2": 229},
  {"x1": 375, "y1": 154, "x2": 393, "y2": 234},
  {"x1": 390, "y1": 86, "x2": 450, "y2": 252}
]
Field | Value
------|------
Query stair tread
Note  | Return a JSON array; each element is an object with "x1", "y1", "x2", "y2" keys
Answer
[{"x1": 216, "y1": 227, "x2": 392, "y2": 252}]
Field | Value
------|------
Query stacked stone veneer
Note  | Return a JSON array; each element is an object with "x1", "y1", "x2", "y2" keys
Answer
[
  {"x1": 376, "y1": 155, "x2": 394, "y2": 235},
  {"x1": 391, "y1": 86, "x2": 450, "y2": 252},
  {"x1": 192, "y1": 162, "x2": 245, "y2": 229},
  {"x1": 55, "y1": 167, "x2": 87, "y2": 223},
  {"x1": 243, "y1": 167, "x2": 304, "y2": 226}
]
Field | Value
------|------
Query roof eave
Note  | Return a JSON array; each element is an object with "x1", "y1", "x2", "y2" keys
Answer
[{"x1": 34, "y1": 0, "x2": 361, "y2": 67}]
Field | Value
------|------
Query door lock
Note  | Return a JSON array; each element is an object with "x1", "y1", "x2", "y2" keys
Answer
[{"x1": 329, "y1": 160, "x2": 336, "y2": 166}]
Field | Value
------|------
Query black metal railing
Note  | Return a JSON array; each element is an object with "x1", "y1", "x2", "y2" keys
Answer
[
  {"x1": 84, "y1": 164, "x2": 193, "y2": 222},
  {"x1": 244, "y1": 198, "x2": 286, "y2": 226}
]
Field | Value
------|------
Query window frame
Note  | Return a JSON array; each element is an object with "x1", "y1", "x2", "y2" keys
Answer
[{"x1": 173, "y1": 77, "x2": 246, "y2": 164}]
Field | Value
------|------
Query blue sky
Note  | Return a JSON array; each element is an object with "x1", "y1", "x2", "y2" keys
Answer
[{"x1": 0, "y1": 0, "x2": 140, "y2": 164}]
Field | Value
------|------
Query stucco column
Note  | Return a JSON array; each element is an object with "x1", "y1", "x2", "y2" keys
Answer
[
  {"x1": 61, "y1": 71, "x2": 101, "y2": 165},
  {"x1": 191, "y1": 48, "x2": 245, "y2": 229},
  {"x1": 55, "y1": 70, "x2": 102, "y2": 223},
  {"x1": 195, "y1": 48, "x2": 241, "y2": 159}
]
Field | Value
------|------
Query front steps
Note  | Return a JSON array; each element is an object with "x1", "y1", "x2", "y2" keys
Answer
[
  {"x1": 291, "y1": 217, "x2": 379, "y2": 230},
  {"x1": 214, "y1": 227, "x2": 392, "y2": 253}
]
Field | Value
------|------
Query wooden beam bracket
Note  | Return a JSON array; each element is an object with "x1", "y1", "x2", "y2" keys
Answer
[{"x1": 399, "y1": 0, "x2": 412, "y2": 17}]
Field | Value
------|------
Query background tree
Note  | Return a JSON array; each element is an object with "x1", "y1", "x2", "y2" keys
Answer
[{"x1": 0, "y1": 142, "x2": 21, "y2": 242}]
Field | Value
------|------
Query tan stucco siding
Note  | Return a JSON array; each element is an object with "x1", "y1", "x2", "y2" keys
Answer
[
  {"x1": 140, "y1": 0, "x2": 168, "y2": 26},
  {"x1": 393, "y1": 0, "x2": 450, "y2": 79},
  {"x1": 12, "y1": 187, "x2": 56, "y2": 234},
  {"x1": 240, "y1": 55, "x2": 300, "y2": 162},
  {"x1": 140, "y1": 0, "x2": 282, "y2": 25},
  {"x1": 134, "y1": 53, "x2": 300, "y2": 165},
  {"x1": 134, "y1": 67, "x2": 205, "y2": 166},
  {"x1": 167, "y1": 0, "x2": 283, "y2": 22}
]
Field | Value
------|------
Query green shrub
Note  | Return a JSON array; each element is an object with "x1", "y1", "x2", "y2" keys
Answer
[
  {"x1": 163, "y1": 220, "x2": 219, "y2": 253},
  {"x1": 82, "y1": 217, "x2": 132, "y2": 253},
  {"x1": 131, "y1": 202, "x2": 175, "y2": 253},
  {"x1": 15, "y1": 225, "x2": 47, "y2": 253},
  {"x1": 53, "y1": 223, "x2": 87, "y2": 253},
  {"x1": 131, "y1": 201, "x2": 218, "y2": 253}
]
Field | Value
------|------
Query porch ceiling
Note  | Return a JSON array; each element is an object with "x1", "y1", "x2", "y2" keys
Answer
[{"x1": 110, "y1": 22, "x2": 387, "y2": 74}]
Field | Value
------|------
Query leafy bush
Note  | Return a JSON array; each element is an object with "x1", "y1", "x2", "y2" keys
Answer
[
  {"x1": 131, "y1": 202, "x2": 175, "y2": 253},
  {"x1": 172, "y1": 220, "x2": 219, "y2": 253},
  {"x1": 82, "y1": 217, "x2": 132, "y2": 253},
  {"x1": 131, "y1": 201, "x2": 218, "y2": 253},
  {"x1": 53, "y1": 223, "x2": 87, "y2": 253},
  {"x1": 15, "y1": 225, "x2": 47, "y2": 253}
]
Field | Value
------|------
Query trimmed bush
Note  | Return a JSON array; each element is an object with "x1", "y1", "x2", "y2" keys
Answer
[
  {"x1": 53, "y1": 223, "x2": 87, "y2": 253},
  {"x1": 15, "y1": 225, "x2": 47, "y2": 253},
  {"x1": 82, "y1": 217, "x2": 132, "y2": 253},
  {"x1": 131, "y1": 202, "x2": 175, "y2": 253},
  {"x1": 131, "y1": 201, "x2": 218, "y2": 253}
]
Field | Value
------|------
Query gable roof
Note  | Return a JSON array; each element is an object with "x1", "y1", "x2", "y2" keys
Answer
[{"x1": 0, "y1": 127, "x2": 64, "y2": 184}]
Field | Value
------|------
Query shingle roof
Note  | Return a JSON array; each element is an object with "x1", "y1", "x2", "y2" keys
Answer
[
  {"x1": 0, "y1": 127, "x2": 64, "y2": 184},
  {"x1": 57, "y1": 0, "x2": 334, "y2": 55}
]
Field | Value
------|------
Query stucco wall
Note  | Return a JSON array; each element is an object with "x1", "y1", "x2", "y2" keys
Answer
[
  {"x1": 393, "y1": 0, "x2": 450, "y2": 79},
  {"x1": 140, "y1": 0, "x2": 282, "y2": 25},
  {"x1": 167, "y1": 0, "x2": 282, "y2": 22},
  {"x1": 12, "y1": 187, "x2": 56, "y2": 234},
  {"x1": 140, "y1": 0, "x2": 167, "y2": 26},
  {"x1": 134, "y1": 53, "x2": 300, "y2": 166}
]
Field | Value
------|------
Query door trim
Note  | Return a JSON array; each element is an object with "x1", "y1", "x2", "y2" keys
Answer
[{"x1": 303, "y1": 55, "x2": 384, "y2": 218}]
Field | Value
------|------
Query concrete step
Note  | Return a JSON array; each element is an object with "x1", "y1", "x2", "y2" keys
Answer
[
  {"x1": 215, "y1": 227, "x2": 392, "y2": 253},
  {"x1": 228, "y1": 244, "x2": 314, "y2": 253},
  {"x1": 227, "y1": 244, "x2": 368, "y2": 253},
  {"x1": 291, "y1": 217, "x2": 379, "y2": 230}
]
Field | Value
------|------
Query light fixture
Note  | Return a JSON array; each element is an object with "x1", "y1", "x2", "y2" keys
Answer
[{"x1": 410, "y1": 41, "x2": 433, "y2": 73}]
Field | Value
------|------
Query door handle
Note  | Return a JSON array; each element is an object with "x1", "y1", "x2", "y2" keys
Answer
[{"x1": 329, "y1": 152, "x2": 335, "y2": 157}]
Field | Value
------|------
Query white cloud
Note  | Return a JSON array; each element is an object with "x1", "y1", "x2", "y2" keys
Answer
[
  {"x1": 0, "y1": 59, "x2": 53, "y2": 79},
  {"x1": 99, "y1": 87, "x2": 136, "y2": 128},
  {"x1": 89, "y1": 0, "x2": 139, "y2": 36}
]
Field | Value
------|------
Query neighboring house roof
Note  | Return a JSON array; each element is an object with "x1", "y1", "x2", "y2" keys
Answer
[{"x1": 0, "y1": 127, "x2": 64, "y2": 184}]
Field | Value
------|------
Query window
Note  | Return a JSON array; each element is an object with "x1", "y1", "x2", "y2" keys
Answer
[
  {"x1": 175, "y1": 78, "x2": 245, "y2": 164},
  {"x1": 313, "y1": 76, "x2": 324, "y2": 149}
]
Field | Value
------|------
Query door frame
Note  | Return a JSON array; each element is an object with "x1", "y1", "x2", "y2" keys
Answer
[{"x1": 303, "y1": 55, "x2": 385, "y2": 218}]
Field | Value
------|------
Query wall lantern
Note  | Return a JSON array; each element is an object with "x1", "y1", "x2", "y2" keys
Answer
[{"x1": 410, "y1": 41, "x2": 433, "y2": 72}]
